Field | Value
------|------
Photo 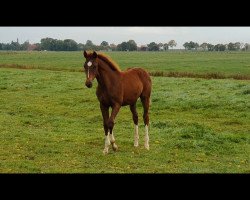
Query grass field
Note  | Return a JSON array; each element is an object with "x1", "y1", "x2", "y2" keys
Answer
[
  {"x1": 1, "y1": 51, "x2": 250, "y2": 78},
  {"x1": 0, "y1": 51, "x2": 250, "y2": 173}
]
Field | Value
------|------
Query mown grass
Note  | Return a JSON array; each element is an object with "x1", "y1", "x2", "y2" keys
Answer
[
  {"x1": 0, "y1": 68, "x2": 249, "y2": 173},
  {"x1": 0, "y1": 51, "x2": 250, "y2": 79}
]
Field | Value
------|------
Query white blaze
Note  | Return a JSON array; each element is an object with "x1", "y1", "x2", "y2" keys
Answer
[
  {"x1": 87, "y1": 61, "x2": 92, "y2": 67},
  {"x1": 87, "y1": 61, "x2": 92, "y2": 78}
]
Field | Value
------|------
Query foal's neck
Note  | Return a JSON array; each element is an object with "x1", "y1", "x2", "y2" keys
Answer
[{"x1": 96, "y1": 59, "x2": 121, "y2": 89}]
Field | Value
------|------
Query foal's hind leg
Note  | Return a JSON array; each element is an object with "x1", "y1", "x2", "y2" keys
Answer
[
  {"x1": 141, "y1": 96, "x2": 150, "y2": 150},
  {"x1": 130, "y1": 104, "x2": 139, "y2": 147}
]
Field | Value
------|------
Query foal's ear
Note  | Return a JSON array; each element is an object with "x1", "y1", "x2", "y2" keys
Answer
[
  {"x1": 83, "y1": 50, "x2": 88, "y2": 58},
  {"x1": 93, "y1": 51, "x2": 98, "y2": 59}
]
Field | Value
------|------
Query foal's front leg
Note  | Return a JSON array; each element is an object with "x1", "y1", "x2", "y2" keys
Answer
[
  {"x1": 100, "y1": 104, "x2": 110, "y2": 154},
  {"x1": 108, "y1": 104, "x2": 121, "y2": 152}
]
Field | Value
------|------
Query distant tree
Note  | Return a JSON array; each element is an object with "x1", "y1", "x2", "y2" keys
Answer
[
  {"x1": 63, "y1": 39, "x2": 78, "y2": 51},
  {"x1": 116, "y1": 42, "x2": 129, "y2": 51},
  {"x1": 127, "y1": 40, "x2": 137, "y2": 51},
  {"x1": 21, "y1": 41, "x2": 30, "y2": 50},
  {"x1": 40, "y1": 38, "x2": 54, "y2": 50},
  {"x1": 214, "y1": 44, "x2": 226, "y2": 51},
  {"x1": 55, "y1": 40, "x2": 64, "y2": 51},
  {"x1": 234, "y1": 42, "x2": 241, "y2": 51},
  {"x1": 193, "y1": 42, "x2": 199, "y2": 50},
  {"x1": 86, "y1": 40, "x2": 93, "y2": 46},
  {"x1": 116, "y1": 44, "x2": 122, "y2": 51},
  {"x1": 221, "y1": 44, "x2": 226, "y2": 51},
  {"x1": 158, "y1": 43, "x2": 163, "y2": 51},
  {"x1": 183, "y1": 41, "x2": 199, "y2": 50},
  {"x1": 183, "y1": 42, "x2": 189, "y2": 50},
  {"x1": 240, "y1": 43, "x2": 244, "y2": 50},
  {"x1": 148, "y1": 42, "x2": 159, "y2": 51},
  {"x1": 163, "y1": 43, "x2": 169, "y2": 50},
  {"x1": 121, "y1": 42, "x2": 129, "y2": 51},
  {"x1": 99, "y1": 41, "x2": 109, "y2": 51},
  {"x1": 200, "y1": 42, "x2": 208, "y2": 51},
  {"x1": 84, "y1": 40, "x2": 97, "y2": 50},
  {"x1": 227, "y1": 42, "x2": 236, "y2": 51},
  {"x1": 77, "y1": 43, "x2": 85, "y2": 51},
  {"x1": 109, "y1": 43, "x2": 117, "y2": 51},
  {"x1": 11, "y1": 40, "x2": 21, "y2": 50},
  {"x1": 101, "y1": 41, "x2": 109, "y2": 46},
  {"x1": 4, "y1": 43, "x2": 12, "y2": 50},
  {"x1": 243, "y1": 43, "x2": 250, "y2": 51},
  {"x1": 168, "y1": 40, "x2": 177, "y2": 49},
  {"x1": 207, "y1": 43, "x2": 214, "y2": 51}
]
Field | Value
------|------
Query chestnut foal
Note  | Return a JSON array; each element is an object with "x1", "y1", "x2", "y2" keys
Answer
[{"x1": 83, "y1": 51, "x2": 151, "y2": 154}]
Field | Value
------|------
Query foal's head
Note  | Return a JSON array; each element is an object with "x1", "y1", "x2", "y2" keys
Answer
[{"x1": 83, "y1": 50, "x2": 99, "y2": 88}]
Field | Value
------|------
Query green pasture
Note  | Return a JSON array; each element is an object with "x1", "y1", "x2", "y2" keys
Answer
[
  {"x1": 0, "y1": 63, "x2": 249, "y2": 172},
  {"x1": 0, "y1": 51, "x2": 250, "y2": 77}
]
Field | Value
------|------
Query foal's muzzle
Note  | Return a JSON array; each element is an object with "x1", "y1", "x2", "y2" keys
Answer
[{"x1": 85, "y1": 81, "x2": 93, "y2": 88}]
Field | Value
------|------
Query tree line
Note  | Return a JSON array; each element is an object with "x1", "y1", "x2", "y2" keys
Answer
[
  {"x1": 0, "y1": 38, "x2": 249, "y2": 51},
  {"x1": 183, "y1": 41, "x2": 250, "y2": 51}
]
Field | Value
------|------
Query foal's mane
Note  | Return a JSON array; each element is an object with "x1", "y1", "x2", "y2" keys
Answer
[
  {"x1": 98, "y1": 53, "x2": 121, "y2": 72},
  {"x1": 86, "y1": 51, "x2": 121, "y2": 72}
]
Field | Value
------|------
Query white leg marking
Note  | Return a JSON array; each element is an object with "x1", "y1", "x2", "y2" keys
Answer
[
  {"x1": 134, "y1": 125, "x2": 139, "y2": 147},
  {"x1": 144, "y1": 125, "x2": 149, "y2": 150},
  {"x1": 109, "y1": 133, "x2": 118, "y2": 151},
  {"x1": 103, "y1": 133, "x2": 110, "y2": 154},
  {"x1": 109, "y1": 133, "x2": 115, "y2": 143}
]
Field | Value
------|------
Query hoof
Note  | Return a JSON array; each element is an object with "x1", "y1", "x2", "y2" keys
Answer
[
  {"x1": 145, "y1": 144, "x2": 149, "y2": 150},
  {"x1": 134, "y1": 142, "x2": 139, "y2": 147},
  {"x1": 103, "y1": 147, "x2": 109, "y2": 155},
  {"x1": 112, "y1": 143, "x2": 118, "y2": 151}
]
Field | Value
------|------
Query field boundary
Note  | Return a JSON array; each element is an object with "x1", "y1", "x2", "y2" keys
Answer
[
  {"x1": 1, "y1": 64, "x2": 250, "y2": 80},
  {"x1": 149, "y1": 71, "x2": 250, "y2": 80}
]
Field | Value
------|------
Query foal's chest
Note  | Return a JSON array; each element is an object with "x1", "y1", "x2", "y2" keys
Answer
[
  {"x1": 96, "y1": 87, "x2": 122, "y2": 106},
  {"x1": 96, "y1": 88, "x2": 112, "y2": 106}
]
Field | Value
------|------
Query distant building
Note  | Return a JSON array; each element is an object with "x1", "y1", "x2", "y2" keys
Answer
[
  {"x1": 139, "y1": 45, "x2": 148, "y2": 51},
  {"x1": 27, "y1": 44, "x2": 37, "y2": 51}
]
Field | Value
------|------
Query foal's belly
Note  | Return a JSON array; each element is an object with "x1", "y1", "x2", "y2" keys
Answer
[
  {"x1": 122, "y1": 98, "x2": 139, "y2": 106},
  {"x1": 121, "y1": 73, "x2": 143, "y2": 106},
  {"x1": 122, "y1": 87, "x2": 142, "y2": 106},
  {"x1": 97, "y1": 88, "x2": 141, "y2": 106}
]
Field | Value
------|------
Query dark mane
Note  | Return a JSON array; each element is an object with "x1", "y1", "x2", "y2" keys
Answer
[{"x1": 97, "y1": 53, "x2": 121, "y2": 72}]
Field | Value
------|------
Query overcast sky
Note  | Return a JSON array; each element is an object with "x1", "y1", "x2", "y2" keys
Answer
[{"x1": 0, "y1": 27, "x2": 249, "y2": 49}]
